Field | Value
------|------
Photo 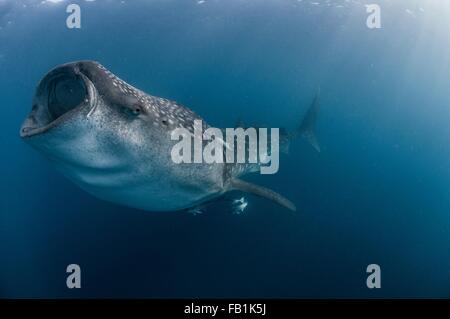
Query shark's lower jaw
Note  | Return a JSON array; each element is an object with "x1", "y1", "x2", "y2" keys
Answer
[{"x1": 20, "y1": 65, "x2": 96, "y2": 139}]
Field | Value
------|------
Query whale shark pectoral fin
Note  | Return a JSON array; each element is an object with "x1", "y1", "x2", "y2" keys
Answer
[
  {"x1": 298, "y1": 90, "x2": 321, "y2": 153},
  {"x1": 229, "y1": 179, "x2": 296, "y2": 212}
]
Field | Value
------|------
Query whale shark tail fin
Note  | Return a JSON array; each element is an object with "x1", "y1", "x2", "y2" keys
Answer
[
  {"x1": 229, "y1": 178, "x2": 296, "y2": 212},
  {"x1": 298, "y1": 90, "x2": 321, "y2": 152},
  {"x1": 279, "y1": 90, "x2": 321, "y2": 154}
]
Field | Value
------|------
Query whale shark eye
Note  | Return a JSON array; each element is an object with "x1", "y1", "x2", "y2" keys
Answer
[
  {"x1": 122, "y1": 104, "x2": 143, "y2": 117},
  {"x1": 131, "y1": 103, "x2": 146, "y2": 116}
]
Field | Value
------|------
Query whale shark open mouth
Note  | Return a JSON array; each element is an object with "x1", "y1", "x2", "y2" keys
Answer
[{"x1": 20, "y1": 65, "x2": 96, "y2": 138}]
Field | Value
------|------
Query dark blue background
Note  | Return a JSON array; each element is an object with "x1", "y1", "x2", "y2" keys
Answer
[{"x1": 1, "y1": 0, "x2": 450, "y2": 297}]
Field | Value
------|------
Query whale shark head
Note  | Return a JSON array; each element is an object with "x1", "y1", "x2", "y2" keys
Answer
[
  {"x1": 20, "y1": 61, "x2": 181, "y2": 168},
  {"x1": 19, "y1": 61, "x2": 218, "y2": 212},
  {"x1": 21, "y1": 61, "x2": 97, "y2": 139},
  {"x1": 20, "y1": 60, "x2": 172, "y2": 135},
  {"x1": 19, "y1": 60, "x2": 197, "y2": 202}
]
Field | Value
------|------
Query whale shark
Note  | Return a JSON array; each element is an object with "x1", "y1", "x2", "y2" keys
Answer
[{"x1": 20, "y1": 61, "x2": 320, "y2": 212}]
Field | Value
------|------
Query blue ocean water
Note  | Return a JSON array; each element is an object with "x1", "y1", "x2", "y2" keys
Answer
[{"x1": 1, "y1": 0, "x2": 450, "y2": 298}]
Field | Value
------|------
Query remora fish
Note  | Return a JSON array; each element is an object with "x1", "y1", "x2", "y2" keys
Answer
[{"x1": 20, "y1": 61, "x2": 320, "y2": 212}]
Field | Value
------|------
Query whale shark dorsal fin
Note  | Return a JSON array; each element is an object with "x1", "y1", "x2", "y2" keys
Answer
[
  {"x1": 299, "y1": 90, "x2": 321, "y2": 152},
  {"x1": 229, "y1": 178, "x2": 296, "y2": 212},
  {"x1": 302, "y1": 130, "x2": 320, "y2": 153}
]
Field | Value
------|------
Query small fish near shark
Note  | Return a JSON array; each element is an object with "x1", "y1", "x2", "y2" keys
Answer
[{"x1": 20, "y1": 61, "x2": 320, "y2": 213}]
